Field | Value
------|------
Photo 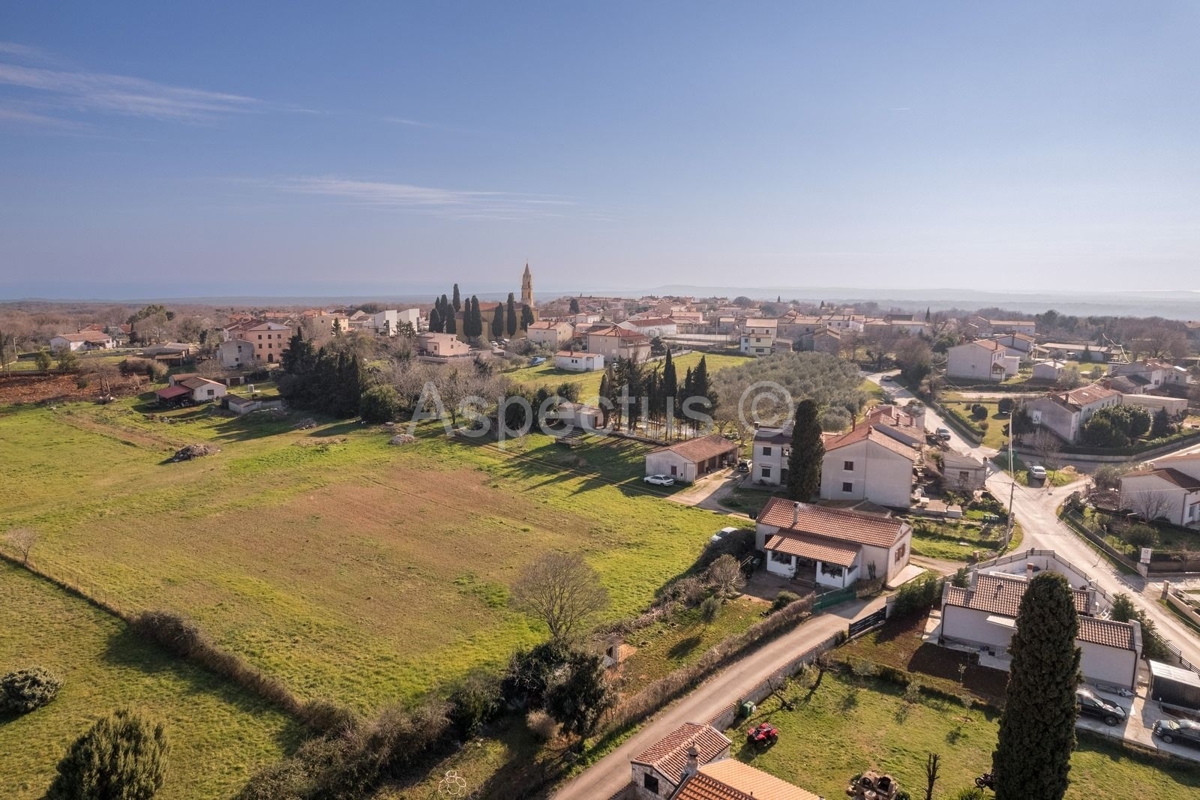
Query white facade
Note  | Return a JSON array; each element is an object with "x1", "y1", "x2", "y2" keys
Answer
[
  {"x1": 527, "y1": 321, "x2": 576, "y2": 349},
  {"x1": 50, "y1": 333, "x2": 114, "y2": 351},
  {"x1": 751, "y1": 427, "x2": 789, "y2": 486},
  {"x1": 217, "y1": 339, "x2": 258, "y2": 369},
  {"x1": 1120, "y1": 454, "x2": 1200, "y2": 527},
  {"x1": 1032, "y1": 360, "x2": 1066, "y2": 381},
  {"x1": 619, "y1": 318, "x2": 678, "y2": 338},
  {"x1": 946, "y1": 340, "x2": 1011, "y2": 382},
  {"x1": 555, "y1": 351, "x2": 604, "y2": 372},
  {"x1": 1025, "y1": 384, "x2": 1122, "y2": 444},
  {"x1": 820, "y1": 430, "x2": 916, "y2": 508},
  {"x1": 739, "y1": 319, "x2": 777, "y2": 356}
]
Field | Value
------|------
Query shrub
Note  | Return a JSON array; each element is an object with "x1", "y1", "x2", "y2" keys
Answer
[
  {"x1": 525, "y1": 709, "x2": 559, "y2": 742},
  {"x1": 501, "y1": 639, "x2": 572, "y2": 709},
  {"x1": 951, "y1": 567, "x2": 969, "y2": 588},
  {"x1": 299, "y1": 699, "x2": 359, "y2": 736},
  {"x1": 892, "y1": 573, "x2": 943, "y2": 618},
  {"x1": 1, "y1": 666, "x2": 63, "y2": 714},
  {"x1": 119, "y1": 357, "x2": 167, "y2": 382},
  {"x1": 359, "y1": 384, "x2": 401, "y2": 423},
  {"x1": 970, "y1": 403, "x2": 988, "y2": 420},
  {"x1": 447, "y1": 669, "x2": 503, "y2": 740},
  {"x1": 1123, "y1": 523, "x2": 1158, "y2": 550},
  {"x1": 772, "y1": 590, "x2": 802, "y2": 613},
  {"x1": 705, "y1": 554, "x2": 745, "y2": 598},
  {"x1": 997, "y1": 397, "x2": 1015, "y2": 414},
  {"x1": 700, "y1": 596, "x2": 721, "y2": 624},
  {"x1": 1092, "y1": 463, "x2": 1126, "y2": 491},
  {"x1": 47, "y1": 708, "x2": 169, "y2": 800}
]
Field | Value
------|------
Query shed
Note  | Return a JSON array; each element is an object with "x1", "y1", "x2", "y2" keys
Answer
[
  {"x1": 644, "y1": 435, "x2": 739, "y2": 483},
  {"x1": 1149, "y1": 660, "x2": 1200, "y2": 711}
]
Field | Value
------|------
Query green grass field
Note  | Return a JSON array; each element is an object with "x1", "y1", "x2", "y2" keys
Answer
[
  {"x1": 737, "y1": 671, "x2": 1200, "y2": 800},
  {"x1": 908, "y1": 518, "x2": 1014, "y2": 561},
  {"x1": 501, "y1": 352, "x2": 748, "y2": 398},
  {"x1": 0, "y1": 561, "x2": 299, "y2": 800},
  {"x1": 0, "y1": 395, "x2": 732, "y2": 714}
]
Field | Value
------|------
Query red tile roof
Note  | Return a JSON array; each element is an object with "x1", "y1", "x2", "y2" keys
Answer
[
  {"x1": 757, "y1": 497, "x2": 908, "y2": 548},
  {"x1": 675, "y1": 760, "x2": 821, "y2": 800},
  {"x1": 1054, "y1": 383, "x2": 1121, "y2": 409},
  {"x1": 631, "y1": 723, "x2": 731, "y2": 785},
  {"x1": 765, "y1": 533, "x2": 859, "y2": 567},
  {"x1": 652, "y1": 434, "x2": 740, "y2": 464},
  {"x1": 1123, "y1": 467, "x2": 1200, "y2": 491},
  {"x1": 824, "y1": 425, "x2": 918, "y2": 460},
  {"x1": 1078, "y1": 616, "x2": 1136, "y2": 650},
  {"x1": 943, "y1": 573, "x2": 1090, "y2": 618}
]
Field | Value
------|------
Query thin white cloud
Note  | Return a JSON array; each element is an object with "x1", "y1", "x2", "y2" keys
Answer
[
  {"x1": 0, "y1": 104, "x2": 91, "y2": 131},
  {"x1": 385, "y1": 117, "x2": 435, "y2": 128},
  {"x1": 270, "y1": 177, "x2": 577, "y2": 221}
]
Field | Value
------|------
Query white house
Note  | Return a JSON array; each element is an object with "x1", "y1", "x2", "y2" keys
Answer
[
  {"x1": 756, "y1": 498, "x2": 912, "y2": 587},
  {"x1": 416, "y1": 332, "x2": 471, "y2": 360},
  {"x1": 938, "y1": 551, "x2": 1141, "y2": 691},
  {"x1": 527, "y1": 320, "x2": 576, "y2": 350},
  {"x1": 739, "y1": 318, "x2": 777, "y2": 356},
  {"x1": 644, "y1": 435, "x2": 739, "y2": 483},
  {"x1": 820, "y1": 424, "x2": 919, "y2": 509},
  {"x1": 630, "y1": 722, "x2": 731, "y2": 800},
  {"x1": 1024, "y1": 383, "x2": 1122, "y2": 444},
  {"x1": 987, "y1": 319, "x2": 1038, "y2": 336},
  {"x1": 49, "y1": 331, "x2": 114, "y2": 351},
  {"x1": 619, "y1": 317, "x2": 678, "y2": 339},
  {"x1": 1120, "y1": 453, "x2": 1200, "y2": 527},
  {"x1": 946, "y1": 339, "x2": 1015, "y2": 382},
  {"x1": 554, "y1": 350, "x2": 604, "y2": 372},
  {"x1": 157, "y1": 375, "x2": 227, "y2": 404},
  {"x1": 1110, "y1": 359, "x2": 1192, "y2": 391},
  {"x1": 751, "y1": 425, "x2": 790, "y2": 486},
  {"x1": 217, "y1": 339, "x2": 258, "y2": 369},
  {"x1": 1032, "y1": 360, "x2": 1066, "y2": 381},
  {"x1": 994, "y1": 332, "x2": 1036, "y2": 357}
]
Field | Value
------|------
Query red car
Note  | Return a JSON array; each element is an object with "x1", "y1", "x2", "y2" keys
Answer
[{"x1": 746, "y1": 723, "x2": 779, "y2": 746}]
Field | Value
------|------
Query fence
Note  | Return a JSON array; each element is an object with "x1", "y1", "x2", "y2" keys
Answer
[
  {"x1": 707, "y1": 632, "x2": 843, "y2": 730},
  {"x1": 1061, "y1": 508, "x2": 1200, "y2": 576},
  {"x1": 813, "y1": 585, "x2": 858, "y2": 611},
  {"x1": 1059, "y1": 509, "x2": 1141, "y2": 573}
]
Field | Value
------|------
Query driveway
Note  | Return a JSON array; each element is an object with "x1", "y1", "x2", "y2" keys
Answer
[
  {"x1": 552, "y1": 596, "x2": 888, "y2": 800},
  {"x1": 667, "y1": 469, "x2": 747, "y2": 514}
]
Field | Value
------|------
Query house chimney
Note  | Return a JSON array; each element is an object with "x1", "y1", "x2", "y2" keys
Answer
[
  {"x1": 792, "y1": 501, "x2": 801, "y2": 528},
  {"x1": 1026, "y1": 563, "x2": 1034, "y2": 581},
  {"x1": 681, "y1": 744, "x2": 700, "y2": 781}
]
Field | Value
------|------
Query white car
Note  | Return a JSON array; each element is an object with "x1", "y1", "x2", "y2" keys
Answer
[
  {"x1": 644, "y1": 474, "x2": 675, "y2": 486},
  {"x1": 711, "y1": 526, "x2": 740, "y2": 543},
  {"x1": 1029, "y1": 465, "x2": 1047, "y2": 480}
]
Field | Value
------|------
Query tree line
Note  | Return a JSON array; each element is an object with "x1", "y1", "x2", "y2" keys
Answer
[{"x1": 426, "y1": 283, "x2": 534, "y2": 339}]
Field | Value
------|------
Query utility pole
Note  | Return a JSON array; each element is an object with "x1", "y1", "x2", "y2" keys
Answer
[{"x1": 1005, "y1": 412, "x2": 1016, "y2": 550}]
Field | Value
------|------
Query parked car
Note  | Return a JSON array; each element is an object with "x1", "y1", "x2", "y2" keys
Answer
[
  {"x1": 644, "y1": 474, "x2": 675, "y2": 486},
  {"x1": 529, "y1": 357, "x2": 546, "y2": 366},
  {"x1": 1076, "y1": 688, "x2": 1126, "y2": 726},
  {"x1": 881, "y1": 374, "x2": 895, "y2": 382},
  {"x1": 1154, "y1": 719, "x2": 1200, "y2": 747},
  {"x1": 711, "y1": 526, "x2": 739, "y2": 544},
  {"x1": 935, "y1": 427, "x2": 952, "y2": 441},
  {"x1": 746, "y1": 723, "x2": 779, "y2": 747},
  {"x1": 736, "y1": 459, "x2": 750, "y2": 473},
  {"x1": 1029, "y1": 465, "x2": 1047, "y2": 481}
]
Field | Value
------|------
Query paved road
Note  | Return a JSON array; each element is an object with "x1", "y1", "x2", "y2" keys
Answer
[{"x1": 552, "y1": 596, "x2": 887, "y2": 800}]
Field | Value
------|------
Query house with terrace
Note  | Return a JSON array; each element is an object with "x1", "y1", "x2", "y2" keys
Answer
[
  {"x1": 756, "y1": 498, "x2": 913, "y2": 588},
  {"x1": 1024, "y1": 383, "x2": 1122, "y2": 444}
]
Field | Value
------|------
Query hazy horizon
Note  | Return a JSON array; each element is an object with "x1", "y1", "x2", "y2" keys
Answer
[{"x1": 3, "y1": 3, "x2": 1199, "y2": 297}]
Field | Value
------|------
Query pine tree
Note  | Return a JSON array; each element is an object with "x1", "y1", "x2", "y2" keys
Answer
[
  {"x1": 493, "y1": 300, "x2": 505, "y2": 339},
  {"x1": 1151, "y1": 407, "x2": 1171, "y2": 439},
  {"x1": 569, "y1": 297, "x2": 580, "y2": 314},
  {"x1": 452, "y1": 284, "x2": 462, "y2": 312},
  {"x1": 521, "y1": 304, "x2": 535, "y2": 330},
  {"x1": 506, "y1": 293, "x2": 518, "y2": 337},
  {"x1": 47, "y1": 708, "x2": 169, "y2": 800},
  {"x1": 993, "y1": 572, "x2": 1080, "y2": 800},
  {"x1": 786, "y1": 399, "x2": 823, "y2": 501}
]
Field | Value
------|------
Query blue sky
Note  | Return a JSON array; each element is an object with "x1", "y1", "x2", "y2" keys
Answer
[{"x1": 1, "y1": 2, "x2": 1198, "y2": 299}]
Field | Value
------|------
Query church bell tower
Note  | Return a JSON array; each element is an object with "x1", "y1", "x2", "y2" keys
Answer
[{"x1": 521, "y1": 263, "x2": 535, "y2": 312}]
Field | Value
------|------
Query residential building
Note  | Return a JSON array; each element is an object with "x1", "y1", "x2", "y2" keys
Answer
[
  {"x1": 1031, "y1": 360, "x2": 1066, "y2": 381},
  {"x1": 619, "y1": 317, "x2": 678, "y2": 338},
  {"x1": 1024, "y1": 383, "x2": 1122, "y2": 444},
  {"x1": 751, "y1": 425, "x2": 791, "y2": 485},
  {"x1": 155, "y1": 376, "x2": 226, "y2": 405},
  {"x1": 820, "y1": 424, "x2": 919, "y2": 508},
  {"x1": 1119, "y1": 394, "x2": 1189, "y2": 417},
  {"x1": 756, "y1": 498, "x2": 913, "y2": 586},
  {"x1": 1038, "y1": 342, "x2": 1114, "y2": 363},
  {"x1": 300, "y1": 310, "x2": 351, "y2": 339},
  {"x1": 217, "y1": 339, "x2": 258, "y2": 369},
  {"x1": 1109, "y1": 359, "x2": 1192, "y2": 391},
  {"x1": 630, "y1": 723, "x2": 731, "y2": 800},
  {"x1": 644, "y1": 435, "x2": 739, "y2": 483},
  {"x1": 775, "y1": 312, "x2": 823, "y2": 341},
  {"x1": 942, "y1": 451, "x2": 987, "y2": 492},
  {"x1": 938, "y1": 551, "x2": 1141, "y2": 691},
  {"x1": 246, "y1": 322, "x2": 293, "y2": 365},
  {"x1": 49, "y1": 331, "x2": 114, "y2": 351},
  {"x1": 554, "y1": 350, "x2": 604, "y2": 372},
  {"x1": 527, "y1": 320, "x2": 575, "y2": 350},
  {"x1": 416, "y1": 332, "x2": 471, "y2": 359},
  {"x1": 587, "y1": 324, "x2": 651, "y2": 363},
  {"x1": 946, "y1": 339, "x2": 1016, "y2": 382},
  {"x1": 739, "y1": 318, "x2": 777, "y2": 356},
  {"x1": 796, "y1": 325, "x2": 841, "y2": 355},
  {"x1": 1120, "y1": 453, "x2": 1200, "y2": 527},
  {"x1": 994, "y1": 332, "x2": 1036, "y2": 357},
  {"x1": 987, "y1": 319, "x2": 1038, "y2": 336},
  {"x1": 674, "y1": 759, "x2": 821, "y2": 800}
]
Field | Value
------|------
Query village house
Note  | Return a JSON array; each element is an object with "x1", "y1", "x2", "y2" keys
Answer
[
  {"x1": 644, "y1": 434, "x2": 739, "y2": 483},
  {"x1": 1038, "y1": 342, "x2": 1114, "y2": 363},
  {"x1": 246, "y1": 322, "x2": 293, "y2": 365},
  {"x1": 993, "y1": 332, "x2": 1036, "y2": 357},
  {"x1": 217, "y1": 339, "x2": 259, "y2": 369},
  {"x1": 756, "y1": 498, "x2": 913, "y2": 587},
  {"x1": 946, "y1": 339, "x2": 1018, "y2": 382},
  {"x1": 619, "y1": 317, "x2": 679, "y2": 339},
  {"x1": 1120, "y1": 453, "x2": 1200, "y2": 527},
  {"x1": 155, "y1": 375, "x2": 227, "y2": 405},
  {"x1": 775, "y1": 311, "x2": 823, "y2": 341},
  {"x1": 1109, "y1": 359, "x2": 1192, "y2": 392},
  {"x1": 630, "y1": 722, "x2": 731, "y2": 800},
  {"x1": 49, "y1": 331, "x2": 114, "y2": 352},
  {"x1": 937, "y1": 551, "x2": 1141, "y2": 691},
  {"x1": 416, "y1": 332, "x2": 472, "y2": 360},
  {"x1": 1024, "y1": 383, "x2": 1122, "y2": 444},
  {"x1": 675, "y1": 760, "x2": 821, "y2": 800},
  {"x1": 554, "y1": 350, "x2": 604, "y2": 372},
  {"x1": 526, "y1": 320, "x2": 576, "y2": 350},
  {"x1": 751, "y1": 425, "x2": 791, "y2": 486},
  {"x1": 739, "y1": 318, "x2": 778, "y2": 356},
  {"x1": 1031, "y1": 360, "x2": 1067, "y2": 381},
  {"x1": 299, "y1": 310, "x2": 352, "y2": 339},
  {"x1": 795, "y1": 325, "x2": 841, "y2": 355},
  {"x1": 941, "y1": 450, "x2": 988, "y2": 492},
  {"x1": 820, "y1": 423, "x2": 919, "y2": 509},
  {"x1": 986, "y1": 319, "x2": 1038, "y2": 336},
  {"x1": 587, "y1": 324, "x2": 651, "y2": 363}
]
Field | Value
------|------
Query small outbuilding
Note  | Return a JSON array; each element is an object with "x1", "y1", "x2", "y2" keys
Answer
[
  {"x1": 644, "y1": 434, "x2": 739, "y2": 483},
  {"x1": 1148, "y1": 660, "x2": 1200, "y2": 712}
]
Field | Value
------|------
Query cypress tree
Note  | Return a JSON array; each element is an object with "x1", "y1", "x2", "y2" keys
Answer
[
  {"x1": 445, "y1": 300, "x2": 458, "y2": 335},
  {"x1": 470, "y1": 296, "x2": 482, "y2": 339},
  {"x1": 452, "y1": 284, "x2": 462, "y2": 312},
  {"x1": 598, "y1": 372, "x2": 611, "y2": 427},
  {"x1": 786, "y1": 399, "x2": 823, "y2": 501},
  {"x1": 506, "y1": 293, "x2": 518, "y2": 337},
  {"x1": 569, "y1": 297, "x2": 580, "y2": 314},
  {"x1": 493, "y1": 301, "x2": 505, "y2": 339},
  {"x1": 521, "y1": 304, "x2": 535, "y2": 330},
  {"x1": 662, "y1": 351, "x2": 677, "y2": 434},
  {"x1": 429, "y1": 306, "x2": 443, "y2": 334},
  {"x1": 993, "y1": 572, "x2": 1080, "y2": 800}
]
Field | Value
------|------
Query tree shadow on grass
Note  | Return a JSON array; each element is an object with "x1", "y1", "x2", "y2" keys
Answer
[{"x1": 667, "y1": 634, "x2": 703, "y2": 660}]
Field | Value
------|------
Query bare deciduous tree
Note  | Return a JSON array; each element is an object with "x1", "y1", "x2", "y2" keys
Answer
[
  {"x1": 766, "y1": 673, "x2": 795, "y2": 711},
  {"x1": 1127, "y1": 490, "x2": 1175, "y2": 523},
  {"x1": 1030, "y1": 429, "x2": 1063, "y2": 471},
  {"x1": 705, "y1": 554, "x2": 746, "y2": 599},
  {"x1": 6, "y1": 528, "x2": 38, "y2": 565},
  {"x1": 511, "y1": 552, "x2": 609, "y2": 642}
]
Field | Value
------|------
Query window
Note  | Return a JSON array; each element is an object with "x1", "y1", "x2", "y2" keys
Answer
[
  {"x1": 643, "y1": 774, "x2": 660, "y2": 793},
  {"x1": 895, "y1": 543, "x2": 907, "y2": 563},
  {"x1": 842, "y1": 481, "x2": 853, "y2": 493},
  {"x1": 761, "y1": 466, "x2": 771, "y2": 478},
  {"x1": 257, "y1": 334, "x2": 262, "y2": 340},
  {"x1": 762, "y1": 446, "x2": 772, "y2": 457},
  {"x1": 769, "y1": 550, "x2": 792, "y2": 564},
  {"x1": 843, "y1": 460, "x2": 854, "y2": 471},
  {"x1": 820, "y1": 562, "x2": 844, "y2": 578}
]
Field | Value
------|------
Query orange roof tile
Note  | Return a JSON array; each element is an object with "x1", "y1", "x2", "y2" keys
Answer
[
  {"x1": 631, "y1": 723, "x2": 731, "y2": 785},
  {"x1": 765, "y1": 533, "x2": 859, "y2": 567},
  {"x1": 675, "y1": 760, "x2": 821, "y2": 800},
  {"x1": 757, "y1": 497, "x2": 907, "y2": 548}
]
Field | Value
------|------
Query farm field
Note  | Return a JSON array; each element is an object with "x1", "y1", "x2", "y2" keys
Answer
[
  {"x1": 737, "y1": 671, "x2": 1200, "y2": 800},
  {"x1": 0, "y1": 561, "x2": 299, "y2": 800},
  {"x1": 0, "y1": 395, "x2": 728, "y2": 713},
  {"x1": 502, "y1": 351, "x2": 748, "y2": 398}
]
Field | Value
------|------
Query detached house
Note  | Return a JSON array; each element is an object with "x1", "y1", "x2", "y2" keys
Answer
[
  {"x1": 820, "y1": 422, "x2": 920, "y2": 509},
  {"x1": 587, "y1": 324, "x2": 651, "y2": 363},
  {"x1": 1120, "y1": 453, "x2": 1200, "y2": 527},
  {"x1": 946, "y1": 339, "x2": 1017, "y2": 382},
  {"x1": 1024, "y1": 383, "x2": 1122, "y2": 444},
  {"x1": 49, "y1": 331, "x2": 114, "y2": 352},
  {"x1": 217, "y1": 339, "x2": 258, "y2": 369},
  {"x1": 631, "y1": 722, "x2": 730, "y2": 800},
  {"x1": 246, "y1": 322, "x2": 293, "y2": 364},
  {"x1": 756, "y1": 498, "x2": 913, "y2": 587},
  {"x1": 739, "y1": 318, "x2": 777, "y2": 356},
  {"x1": 526, "y1": 320, "x2": 575, "y2": 350},
  {"x1": 1109, "y1": 360, "x2": 1192, "y2": 392},
  {"x1": 645, "y1": 435, "x2": 739, "y2": 483},
  {"x1": 554, "y1": 350, "x2": 604, "y2": 372}
]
